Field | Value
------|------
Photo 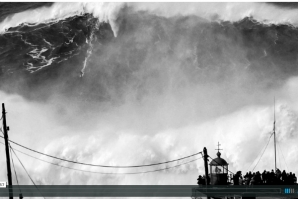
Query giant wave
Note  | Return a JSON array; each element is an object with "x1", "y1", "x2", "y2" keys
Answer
[{"x1": 0, "y1": 2, "x2": 298, "y2": 187}]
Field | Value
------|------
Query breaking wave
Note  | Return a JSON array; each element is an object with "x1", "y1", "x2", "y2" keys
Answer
[
  {"x1": 0, "y1": 2, "x2": 124, "y2": 36},
  {"x1": 0, "y1": 2, "x2": 298, "y2": 186}
]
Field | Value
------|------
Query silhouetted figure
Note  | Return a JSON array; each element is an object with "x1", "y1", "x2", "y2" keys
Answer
[
  {"x1": 233, "y1": 174, "x2": 239, "y2": 185},
  {"x1": 239, "y1": 173, "x2": 243, "y2": 185},
  {"x1": 242, "y1": 172, "x2": 247, "y2": 185},
  {"x1": 289, "y1": 172, "x2": 294, "y2": 184},
  {"x1": 233, "y1": 171, "x2": 242, "y2": 185},
  {"x1": 282, "y1": 170, "x2": 287, "y2": 184},
  {"x1": 199, "y1": 175, "x2": 206, "y2": 185},
  {"x1": 266, "y1": 171, "x2": 270, "y2": 184},
  {"x1": 249, "y1": 176, "x2": 255, "y2": 185},
  {"x1": 244, "y1": 172, "x2": 248, "y2": 178},
  {"x1": 254, "y1": 171, "x2": 262, "y2": 185},
  {"x1": 286, "y1": 173, "x2": 290, "y2": 184},
  {"x1": 248, "y1": 171, "x2": 252, "y2": 179},
  {"x1": 262, "y1": 170, "x2": 267, "y2": 184},
  {"x1": 197, "y1": 175, "x2": 204, "y2": 185},
  {"x1": 293, "y1": 173, "x2": 297, "y2": 184},
  {"x1": 270, "y1": 170, "x2": 275, "y2": 185},
  {"x1": 275, "y1": 169, "x2": 281, "y2": 184},
  {"x1": 243, "y1": 172, "x2": 250, "y2": 185}
]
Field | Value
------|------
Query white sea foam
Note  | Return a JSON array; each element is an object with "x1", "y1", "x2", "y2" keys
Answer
[
  {"x1": 26, "y1": 47, "x2": 58, "y2": 73},
  {"x1": 1, "y1": 3, "x2": 298, "y2": 39},
  {"x1": 129, "y1": 2, "x2": 298, "y2": 26},
  {"x1": 0, "y1": 2, "x2": 125, "y2": 37}
]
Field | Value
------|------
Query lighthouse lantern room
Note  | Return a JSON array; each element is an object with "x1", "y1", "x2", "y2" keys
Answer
[{"x1": 209, "y1": 142, "x2": 229, "y2": 185}]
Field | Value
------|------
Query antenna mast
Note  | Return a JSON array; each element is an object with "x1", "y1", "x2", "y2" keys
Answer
[{"x1": 274, "y1": 97, "x2": 277, "y2": 171}]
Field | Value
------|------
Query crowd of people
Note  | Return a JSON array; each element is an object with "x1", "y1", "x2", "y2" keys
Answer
[
  {"x1": 197, "y1": 169, "x2": 297, "y2": 185},
  {"x1": 232, "y1": 169, "x2": 297, "y2": 185}
]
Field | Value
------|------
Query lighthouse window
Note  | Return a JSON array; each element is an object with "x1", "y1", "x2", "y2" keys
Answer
[{"x1": 215, "y1": 166, "x2": 222, "y2": 173}]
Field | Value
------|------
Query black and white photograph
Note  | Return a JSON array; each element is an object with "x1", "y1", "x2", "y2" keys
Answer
[{"x1": 0, "y1": 2, "x2": 298, "y2": 198}]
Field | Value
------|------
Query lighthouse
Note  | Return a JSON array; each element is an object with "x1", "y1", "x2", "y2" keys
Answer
[{"x1": 209, "y1": 142, "x2": 229, "y2": 185}]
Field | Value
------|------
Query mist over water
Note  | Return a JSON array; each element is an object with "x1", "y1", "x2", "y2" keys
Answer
[{"x1": 0, "y1": 2, "x2": 298, "y2": 187}]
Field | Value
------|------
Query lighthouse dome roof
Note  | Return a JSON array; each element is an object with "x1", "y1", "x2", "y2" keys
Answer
[{"x1": 209, "y1": 151, "x2": 228, "y2": 166}]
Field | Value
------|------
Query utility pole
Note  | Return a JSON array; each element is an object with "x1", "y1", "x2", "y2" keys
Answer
[
  {"x1": 203, "y1": 147, "x2": 210, "y2": 199},
  {"x1": 2, "y1": 103, "x2": 13, "y2": 199},
  {"x1": 273, "y1": 98, "x2": 277, "y2": 172}
]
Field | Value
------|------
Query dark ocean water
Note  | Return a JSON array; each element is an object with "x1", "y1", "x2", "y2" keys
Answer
[{"x1": 1, "y1": 2, "x2": 298, "y2": 105}]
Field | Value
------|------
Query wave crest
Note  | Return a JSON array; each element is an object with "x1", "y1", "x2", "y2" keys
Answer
[{"x1": 0, "y1": 2, "x2": 125, "y2": 37}]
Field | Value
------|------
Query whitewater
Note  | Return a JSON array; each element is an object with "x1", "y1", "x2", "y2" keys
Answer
[
  {"x1": 0, "y1": 2, "x2": 297, "y2": 190},
  {"x1": 2, "y1": 2, "x2": 298, "y2": 37}
]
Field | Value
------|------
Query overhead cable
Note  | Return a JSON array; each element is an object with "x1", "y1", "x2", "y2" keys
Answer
[
  {"x1": 277, "y1": 141, "x2": 289, "y2": 171},
  {"x1": 9, "y1": 145, "x2": 22, "y2": 194},
  {"x1": 10, "y1": 146, "x2": 46, "y2": 199},
  {"x1": 0, "y1": 135, "x2": 202, "y2": 168},
  {"x1": 1, "y1": 141, "x2": 202, "y2": 175},
  {"x1": 251, "y1": 132, "x2": 274, "y2": 172}
]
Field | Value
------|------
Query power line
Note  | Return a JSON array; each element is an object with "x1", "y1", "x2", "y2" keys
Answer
[
  {"x1": 9, "y1": 145, "x2": 22, "y2": 194},
  {"x1": 251, "y1": 132, "x2": 274, "y2": 172},
  {"x1": 10, "y1": 146, "x2": 46, "y2": 199},
  {"x1": 0, "y1": 134, "x2": 202, "y2": 168},
  {"x1": 0, "y1": 141, "x2": 202, "y2": 175}
]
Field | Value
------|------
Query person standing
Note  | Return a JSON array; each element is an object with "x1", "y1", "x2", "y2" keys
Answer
[
  {"x1": 293, "y1": 174, "x2": 297, "y2": 184},
  {"x1": 239, "y1": 173, "x2": 243, "y2": 185},
  {"x1": 262, "y1": 170, "x2": 267, "y2": 184}
]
